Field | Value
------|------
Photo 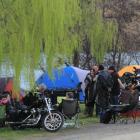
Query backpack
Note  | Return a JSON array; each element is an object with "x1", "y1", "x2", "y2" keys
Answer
[{"x1": 101, "y1": 109, "x2": 113, "y2": 124}]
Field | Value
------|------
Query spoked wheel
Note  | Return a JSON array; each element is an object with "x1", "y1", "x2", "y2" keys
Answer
[{"x1": 42, "y1": 111, "x2": 64, "y2": 132}]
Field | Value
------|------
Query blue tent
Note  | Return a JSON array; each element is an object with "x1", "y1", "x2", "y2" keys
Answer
[{"x1": 36, "y1": 66, "x2": 89, "y2": 101}]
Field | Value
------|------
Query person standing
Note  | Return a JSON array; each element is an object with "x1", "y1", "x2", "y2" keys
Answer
[
  {"x1": 92, "y1": 65, "x2": 100, "y2": 116},
  {"x1": 108, "y1": 66, "x2": 121, "y2": 105},
  {"x1": 84, "y1": 68, "x2": 96, "y2": 117},
  {"x1": 95, "y1": 65, "x2": 113, "y2": 122}
]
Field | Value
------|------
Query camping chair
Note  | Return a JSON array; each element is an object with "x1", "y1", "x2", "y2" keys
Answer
[
  {"x1": 109, "y1": 104, "x2": 131, "y2": 124},
  {"x1": 108, "y1": 93, "x2": 138, "y2": 124},
  {"x1": 61, "y1": 99, "x2": 80, "y2": 128}
]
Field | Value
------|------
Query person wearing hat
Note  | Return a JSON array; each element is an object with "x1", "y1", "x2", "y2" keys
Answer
[{"x1": 108, "y1": 66, "x2": 120, "y2": 105}]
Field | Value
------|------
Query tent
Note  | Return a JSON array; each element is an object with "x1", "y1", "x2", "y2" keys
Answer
[
  {"x1": 118, "y1": 65, "x2": 140, "y2": 77},
  {"x1": 36, "y1": 66, "x2": 89, "y2": 101}
]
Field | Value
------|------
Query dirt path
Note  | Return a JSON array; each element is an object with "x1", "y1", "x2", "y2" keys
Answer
[{"x1": 22, "y1": 122, "x2": 140, "y2": 140}]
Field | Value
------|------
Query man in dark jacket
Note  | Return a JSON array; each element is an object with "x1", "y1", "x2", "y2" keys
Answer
[
  {"x1": 95, "y1": 65, "x2": 113, "y2": 122},
  {"x1": 96, "y1": 65, "x2": 113, "y2": 107}
]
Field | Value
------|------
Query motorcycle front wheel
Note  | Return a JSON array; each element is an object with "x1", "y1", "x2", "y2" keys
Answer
[{"x1": 42, "y1": 111, "x2": 64, "y2": 132}]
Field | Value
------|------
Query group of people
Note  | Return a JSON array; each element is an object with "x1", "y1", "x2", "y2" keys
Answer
[{"x1": 84, "y1": 64, "x2": 126, "y2": 122}]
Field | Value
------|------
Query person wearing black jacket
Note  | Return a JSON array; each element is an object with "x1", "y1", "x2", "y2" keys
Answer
[
  {"x1": 95, "y1": 65, "x2": 113, "y2": 123},
  {"x1": 84, "y1": 68, "x2": 95, "y2": 117},
  {"x1": 108, "y1": 66, "x2": 120, "y2": 105}
]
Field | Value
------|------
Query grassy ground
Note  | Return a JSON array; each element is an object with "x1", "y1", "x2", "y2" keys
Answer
[
  {"x1": 0, "y1": 104, "x2": 99, "y2": 140},
  {"x1": 79, "y1": 104, "x2": 99, "y2": 125}
]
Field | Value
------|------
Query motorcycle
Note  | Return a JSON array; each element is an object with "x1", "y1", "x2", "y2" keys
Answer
[{"x1": 5, "y1": 92, "x2": 64, "y2": 132}]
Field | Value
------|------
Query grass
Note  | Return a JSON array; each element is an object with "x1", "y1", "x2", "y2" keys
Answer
[
  {"x1": 79, "y1": 104, "x2": 99, "y2": 125},
  {"x1": 0, "y1": 128, "x2": 46, "y2": 140},
  {"x1": 0, "y1": 104, "x2": 99, "y2": 140}
]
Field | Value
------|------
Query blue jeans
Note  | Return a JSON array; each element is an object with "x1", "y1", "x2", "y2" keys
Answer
[{"x1": 99, "y1": 108, "x2": 106, "y2": 123}]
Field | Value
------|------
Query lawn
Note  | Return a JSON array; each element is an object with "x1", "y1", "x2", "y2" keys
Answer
[{"x1": 0, "y1": 104, "x2": 99, "y2": 140}]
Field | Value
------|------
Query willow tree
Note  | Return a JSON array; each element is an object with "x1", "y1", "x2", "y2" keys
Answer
[
  {"x1": 73, "y1": 0, "x2": 117, "y2": 67},
  {"x1": 88, "y1": 9, "x2": 117, "y2": 62},
  {"x1": 0, "y1": 0, "x2": 81, "y2": 90}
]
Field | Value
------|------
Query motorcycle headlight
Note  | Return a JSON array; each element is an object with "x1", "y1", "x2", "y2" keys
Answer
[{"x1": 31, "y1": 108, "x2": 36, "y2": 114}]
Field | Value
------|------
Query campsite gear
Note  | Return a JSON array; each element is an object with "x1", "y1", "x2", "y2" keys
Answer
[
  {"x1": 120, "y1": 66, "x2": 140, "y2": 89},
  {"x1": 0, "y1": 77, "x2": 13, "y2": 93},
  {"x1": 6, "y1": 92, "x2": 64, "y2": 132},
  {"x1": 101, "y1": 88, "x2": 139, "y2": 124},
  {"x1": 118, "y1": 65, "x2": 140, "y2": 77},
  {"x1": 36, "y1": 66, "x2": 89, "y2": 102},
  {"x1": 43, "y1": 82, "x2": 82, "y2": 105},
  {"x1": 60, "y1": 99, "x2": 80, "y2": 128},
  {"x1": 100, "y1": 108, "x2": 113, "y2": 124}
]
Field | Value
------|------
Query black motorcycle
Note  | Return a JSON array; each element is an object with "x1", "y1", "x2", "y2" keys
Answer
[{"x1": 6, "y1": 92, "x2": 64, "y2": 132}]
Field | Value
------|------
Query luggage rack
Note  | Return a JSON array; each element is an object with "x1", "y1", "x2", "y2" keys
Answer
[
  {"x1": 44, "y1": 88, "x2": 80, "y2": 105},
  {"x1": 44, "y1": 82, "x2": 82, "y2": 98},
  {"x1": 109, "y1": 104, "x2": 130, "y2": 112},
  {"x1": 110, "y1": 104, "x2": 130, "y2": 107},
  {"x1": 45, "y1": 88, "x2": 77, "y2": 96}
]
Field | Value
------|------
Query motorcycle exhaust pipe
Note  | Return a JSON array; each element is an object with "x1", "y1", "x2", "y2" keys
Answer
[
  {"x1": 6, "y1": 114, "x2": 32, "y2": 125},
  {"x1": 5, "y1": 121, "x2": 22, "y2": 124}
]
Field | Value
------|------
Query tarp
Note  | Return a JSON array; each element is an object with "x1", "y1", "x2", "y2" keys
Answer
[
  {"x1": 36, "y1": 66, "x2": 89, "y2": 101},
  {"x1": 118, "y1": 65, "x2": 140, "y2": 77},
  {"x1": 0, "y1": 77, "x2": 13, "y2": 93}
]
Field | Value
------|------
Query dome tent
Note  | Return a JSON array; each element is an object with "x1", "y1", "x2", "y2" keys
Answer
[
  {"x1": 36, "y1": 66, "x2": 89, "y2": 101},
  {"x1": 118, "y1": 65, "x2": 140, "y2": 77}
]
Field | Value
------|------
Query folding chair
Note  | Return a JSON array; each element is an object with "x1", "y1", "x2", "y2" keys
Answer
[
  {"x1": 61, "y1": 99, "x2": 80, "y2": 128},
  {"x1": 109, "y1": 104, "x2": 130, "y2": 123}
]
